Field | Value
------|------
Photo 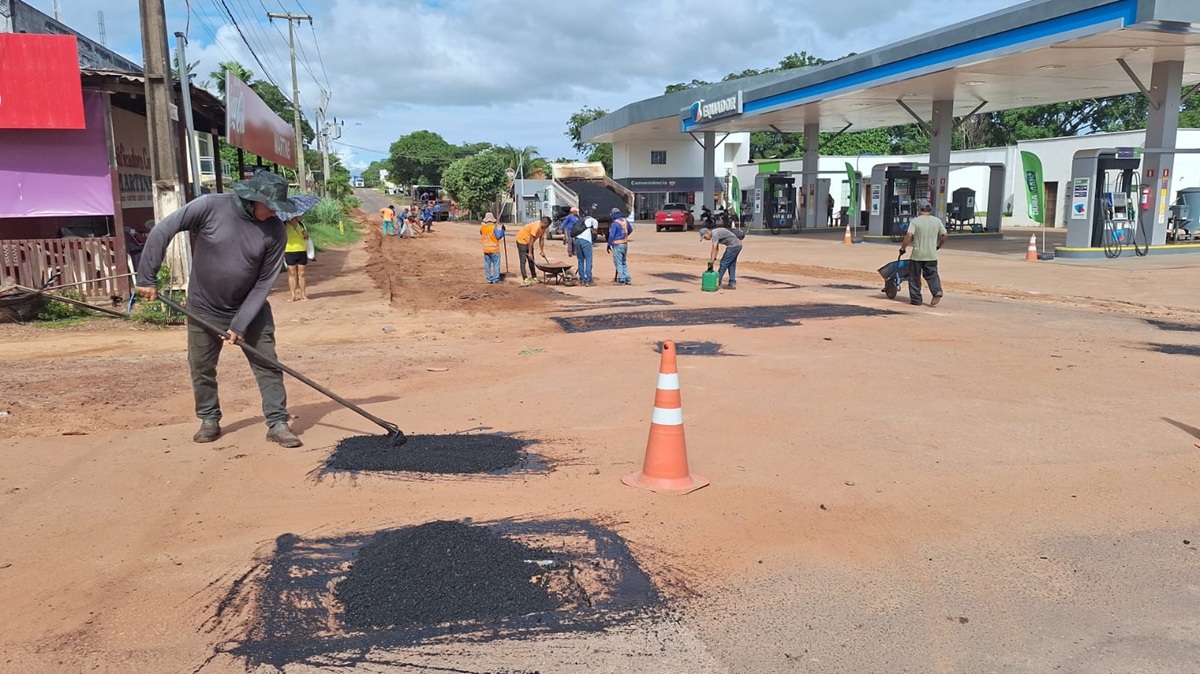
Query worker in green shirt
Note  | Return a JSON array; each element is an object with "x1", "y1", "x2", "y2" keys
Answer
[{"x1": 898, "y1": 201, "x2": 948, "y2": 306}]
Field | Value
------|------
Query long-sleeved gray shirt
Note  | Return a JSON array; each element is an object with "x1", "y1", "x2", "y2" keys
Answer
[{"x1": 136, "y1": 194, "x2": 286, "y2": 335}]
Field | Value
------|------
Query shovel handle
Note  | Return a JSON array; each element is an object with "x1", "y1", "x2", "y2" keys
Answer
[{"x1": 157, "y1": 296, "x2": 405, "y2": 442}]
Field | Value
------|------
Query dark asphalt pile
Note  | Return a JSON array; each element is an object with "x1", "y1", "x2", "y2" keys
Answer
[
  {"x1": 334, "y1": 521, "x2": 561, "y2": 629},
  {"x1": 553, "y1": 302, "x2": 896, "y2": 333},
  {"x1": 565, "y1": 181, "x2": 626, "y2": 222},
  {"x1": 326, "y1": 434, "x2": 527, "y2": 474}
]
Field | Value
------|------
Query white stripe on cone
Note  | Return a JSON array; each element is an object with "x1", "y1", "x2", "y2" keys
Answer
[
  {"x1": 657, "y1": 373, "x2": 680, "y2": 390},
  {"x1": 651, "y1": 407, "x2": 684, "y2": 426}
]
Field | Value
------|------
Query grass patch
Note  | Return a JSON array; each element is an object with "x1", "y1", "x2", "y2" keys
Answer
[
  {"x1": 33, "y1": 290, "x2": 92, "y2": 323},
  {"x1": 303, "y1": 197, "x2": 362, "y2": 251},
  {"x1": 36, "y1": 315, "x2": 91, "y2": 329},
  {"x1": 129, "y1": 289, "x2": 186, "y2": 326}
]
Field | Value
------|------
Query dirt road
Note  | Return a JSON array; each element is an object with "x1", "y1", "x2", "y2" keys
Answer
[{"x1": 3, "y1": 189, "x2": 1200, "y2": 673}]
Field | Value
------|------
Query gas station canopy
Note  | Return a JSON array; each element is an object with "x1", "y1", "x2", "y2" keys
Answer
[{"x1": 583, "y1": 0, "x2": 1200, "y2": 142}]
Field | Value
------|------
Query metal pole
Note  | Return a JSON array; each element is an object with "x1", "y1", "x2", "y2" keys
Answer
[
  {"x1": 174, "y1": 32, "x2": 202, "y2": 200},
  {"x1": 268, "y1": 12, "x2": 312, "y2": 192},
  {"x1": 320, "y1": 89, "x2": 330, "y2": 196}
]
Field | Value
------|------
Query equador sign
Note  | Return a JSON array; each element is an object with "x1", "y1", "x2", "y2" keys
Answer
[{"x1": 686, "y1": 91, "x2": 743, "y2": 125}]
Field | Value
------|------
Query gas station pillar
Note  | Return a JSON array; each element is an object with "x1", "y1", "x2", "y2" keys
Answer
[
  {"x1": 803, "y1": 122, "x2": 820, "y2": 228},
  {"x1": 927, "y1": 99, "x2": 954, "y2": 221},
  {"x1": 702, "y1": 131, "x2": 716, "y2": 212},
  {"x1": 1141, "y1": 60, "x2": 1184, "y2": 246}
]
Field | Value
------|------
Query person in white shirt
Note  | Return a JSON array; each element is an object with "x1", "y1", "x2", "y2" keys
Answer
[{"x1": 574, "y1": 214, "x2": 598, "y2": 286}]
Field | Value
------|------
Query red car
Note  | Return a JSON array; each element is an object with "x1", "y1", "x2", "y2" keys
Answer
[{"x1": 655, "y1": 203, "x2": 695, "y2": 232}]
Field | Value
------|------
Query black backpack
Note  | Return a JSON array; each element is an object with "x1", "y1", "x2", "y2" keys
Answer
[{"x1": 569, "y1": 218, "x2": 588, "y2": 238}]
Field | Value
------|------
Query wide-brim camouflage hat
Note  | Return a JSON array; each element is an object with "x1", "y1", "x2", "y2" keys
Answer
[
  {"x1": 232, "y1": 171, "x2": 293, "y2": 212},
  {"x1": 277, "y1": 195, "x2": 321, "y2": 221}
]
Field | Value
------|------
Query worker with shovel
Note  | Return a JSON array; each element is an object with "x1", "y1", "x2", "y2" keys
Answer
[{"x1": 135, "y1": 171, "x2": 302, "y2": 448}]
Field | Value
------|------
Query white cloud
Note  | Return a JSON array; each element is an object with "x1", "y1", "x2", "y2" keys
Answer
[{"x1": 29, "y1": 0, "x2": 1024, "y2": 170}]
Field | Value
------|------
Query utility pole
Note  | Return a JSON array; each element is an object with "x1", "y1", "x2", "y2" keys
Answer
[
  {"x1": 139, "y1": 0, "x2": 189, "y2": 285},
  {"x1": 53, "y1": 0, "x2": 61, "y2": 21},
  {"x1": 98, "y1": 11, "x2": 107, "y2": 46},
  {"x1": 267, "y1": 11, "x2": 312, "y2": 192},
  {"x1": 317, "y1": 90, "x2": 342, "y2": 196},
  {"x1": 175, "y1": 32, "x2": 202, "y2": 199}
]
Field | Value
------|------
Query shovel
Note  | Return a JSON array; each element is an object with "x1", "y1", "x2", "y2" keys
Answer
[{"x1": 156, "y1": 295, "x2": 407, "y2": 446}]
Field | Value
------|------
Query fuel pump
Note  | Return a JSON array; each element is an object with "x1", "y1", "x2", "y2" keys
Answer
[
  {"x1": 752, "y1": 173, "x2": 796, "y2": 233},
  {"x1": 1066, "y1": 149, "x2": 1141, "y2": 255},
  {"x1": 882, "y1": 168, "x2": 921, "y2": 239}
]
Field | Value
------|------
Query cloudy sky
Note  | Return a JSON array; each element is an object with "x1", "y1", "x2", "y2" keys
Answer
[{"x1": 32, "y1": 0, "x2": 1023, "y2": 172}]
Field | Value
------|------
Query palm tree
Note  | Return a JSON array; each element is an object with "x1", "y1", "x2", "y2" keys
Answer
[
  {"x1": 499, "y1": 145, "x2": 550, "y2": 180},
  {"x1": 209, "y1": 61, "x2": 254, "y2": 98}
]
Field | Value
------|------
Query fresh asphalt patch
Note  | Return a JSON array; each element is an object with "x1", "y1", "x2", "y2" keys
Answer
[
  {"x1": 649, "y1": 288, "x2": 685, "y2": 295},
  {"x1": 557, "y1": 297, "x2": 675, "y2": 312},
  {"x1": 1144, "y1": 318, "x2": 1200, "y2": 333},
  {"x1": 202, "y1": 519, "x2": 663, "y2": 671},
  {"x1": 657, "y1": 340, "x2": 734, "y2": 357},
  {"x1": 553, "y1": 303, "x2": 897, "y2": 333},
  {"x1": 323, "y1": 433, "x2": 542, "y2": 476}
]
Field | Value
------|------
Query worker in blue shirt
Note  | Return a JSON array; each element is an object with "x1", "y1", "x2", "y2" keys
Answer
[
  {"x1": 561, "y1": 206, "x2": 579, "y2": 257},
  {"x1": 608, "y1": 208, "x2": 632, "y2": 285},
  {"x1": 421, "y1": 205, "x2": 434, "y2": 233}
]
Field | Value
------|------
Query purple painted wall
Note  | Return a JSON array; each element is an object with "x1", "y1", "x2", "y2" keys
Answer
[{"x1": 0, "y1": 89, "x2": 113, "y2": 219}]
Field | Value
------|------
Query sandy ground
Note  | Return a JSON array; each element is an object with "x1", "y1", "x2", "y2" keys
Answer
[{"x1": 3, "y1": 188, "x2": 1200, "y2": 673}]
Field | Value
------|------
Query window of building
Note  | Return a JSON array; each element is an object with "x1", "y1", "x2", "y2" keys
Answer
[{"x1": 650, "y1": 150, "x2": 666, "y2": 165}]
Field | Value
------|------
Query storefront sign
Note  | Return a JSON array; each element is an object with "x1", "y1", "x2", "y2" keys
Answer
[
  {"x1": 685, "y1": 91, "x2": 743, "y2": 125},
  {"x1": 0, "y1": 33, "x2": 84, "y2": 129},
  {"x1": 617, "y1": 177, "x2": 725, "y2": 193},
  {"x1": 111, "y1": 106, "x2": 153, "y2": 209},
  {"x1": 225, "y1": 72, "x2": 296, "y2": 169},
  {"x1": 1070, "y1": 177, "x2": 1090, "y2": 220}
]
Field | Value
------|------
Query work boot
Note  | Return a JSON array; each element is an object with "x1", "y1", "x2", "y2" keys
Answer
[
  {"x1": 266, "y1": 422, "x2": 302, "y2": 448},
  {"x1": 726, "y1": 282, "x2": 737, "y2": 290},
  {"x1": 931, "y1": 294, "x2": 943, "y2": 307},
  {"x1": 193, "y1": 419, "x2": 221, "y2": 443},
  {"x1": 522, "y1": 278, "x2": 531, "y2": 286}
]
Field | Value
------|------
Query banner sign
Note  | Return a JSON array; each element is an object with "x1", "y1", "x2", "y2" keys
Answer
[
  {"x1": 1020, "y1": 151, "x2": 1045, "y2": 225},
  {"x1": 0, "y1": 33, "x2": 84, "y2": 129},
  {"x1": 845, "y1": 162, "x2": 859, "y2": 222},
  {"x1": 0, "y1": 90, "x2": 112, "y2": 217},
  {"x1": 225, "y1": 72, "x2": 296, "y2": 169},
  {"x1": 111, "y1": 106, "x2": 153, "y2": 209}
]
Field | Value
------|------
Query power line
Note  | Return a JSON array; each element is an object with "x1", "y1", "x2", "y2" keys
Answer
[
  {"x1": 209, "y1": 0, "x2": 283, "y2": 91},
  {"x1": 295, "y1": 0, "x2": 331, "y2": 92},
  {"x1": 225, "y1": 0, "x2": 289, "y2": 90}
]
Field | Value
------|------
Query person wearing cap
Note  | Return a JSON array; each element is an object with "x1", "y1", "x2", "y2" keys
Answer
[
  {"x1": 700, "y1": 225, "x2": 743, "y2": 290},
  {"x1": 135, "y1": 171, "x2": 301, "y2": 448},
  {"x1": 480, "y1": 212, "x2": 505, "y2": 284},
  {"x1": 515, "y1": 216, "x2": 550, "y2": 285},
  {"x1": 561, "y1": 206, "x2": 580, "y2": 257},
  {"x1": 608, "y1": 207, "x2": 633, "y2": 285},
  {"x1": 899, "y1": 201, "x2": 948, "y2": 306},
  {"x1": 280, "y1": 195, "x2": 320, "y2": 302}
]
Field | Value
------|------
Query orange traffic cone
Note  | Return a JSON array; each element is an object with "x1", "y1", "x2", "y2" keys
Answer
[
  {"x1": 1025, "y1": 234, "x2": 1038, "y2": 262},
  {"x1": 843, "y1": 225, "x2": 853, "y2": 245},
  {"x1": 622, "y1": 340, "x2": 709, "y2": 494}
]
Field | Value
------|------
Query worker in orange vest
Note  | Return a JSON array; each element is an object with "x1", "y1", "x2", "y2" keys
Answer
[{"x1": 480, "y1": 212, "x2": 506, "y2": 284}]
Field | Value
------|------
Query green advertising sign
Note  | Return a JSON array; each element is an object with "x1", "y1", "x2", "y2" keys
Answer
[
  {"x1": 1020, "y1": 150, "x2": 1045, "y2": 225},
  {"x1": 845, "y1": 162, "x2": 859, "y2": 222}
]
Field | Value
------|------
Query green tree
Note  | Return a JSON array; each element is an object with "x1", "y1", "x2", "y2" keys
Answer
[
  {"x1": 361, "y1": 160, "x2": 387, "y2": 187},
  {"x1": 441, "y1": 150, "x2": 507, "y2": 216},
  {"x1": 565, "y1": 106, "x2": 613, "y2": 173},
  {"x1": 388, "y1": 130, "x2": 457, "y2": 185},
  {"x1": 497, "y1": 145, "x2": 550, "y2": 179}
]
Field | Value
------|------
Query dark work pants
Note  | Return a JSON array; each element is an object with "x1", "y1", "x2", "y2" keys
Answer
[
  {"x1": 517, "y1": 243, "x2": 537, "y2": 280},
  {"x1": 908, "y1": 260, "x2": 943, "y2": 304},
  {"x1": 187, "y1": 304, "x2": 289, "y2": 427}
]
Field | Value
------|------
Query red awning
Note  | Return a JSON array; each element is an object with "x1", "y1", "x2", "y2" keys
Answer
[{"x1": 0, "y1": 34, "x2": 85, "y2": 130}]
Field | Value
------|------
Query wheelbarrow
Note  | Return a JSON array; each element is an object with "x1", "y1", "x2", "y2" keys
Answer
[
  {"x1": 534, "y1": 260, "x2": 578, "y2": 286},
  {"x1": 877, "y1": 253, "x2": 912, "y2": 300}
]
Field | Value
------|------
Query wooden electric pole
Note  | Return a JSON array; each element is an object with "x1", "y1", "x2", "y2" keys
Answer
[
  {"x1": 267, "y1": 11, "x2": 311, "y2": 191},
  {"x1": 139, "y1": 0, "x2": 189, "y2": 285}
]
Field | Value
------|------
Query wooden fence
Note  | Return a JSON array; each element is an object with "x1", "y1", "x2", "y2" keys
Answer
[{"x1": 0, "y1": 237, "x2": 129, "y2": 298}]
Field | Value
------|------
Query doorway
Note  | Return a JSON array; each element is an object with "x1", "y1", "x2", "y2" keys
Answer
[{"x1": 1045, "y1": 181, "x2": 1058, "y2": 227}]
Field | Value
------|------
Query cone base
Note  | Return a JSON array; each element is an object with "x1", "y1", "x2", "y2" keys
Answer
[{"x1": 622, "y1": 471, "x2": 709, "y2": 495}]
